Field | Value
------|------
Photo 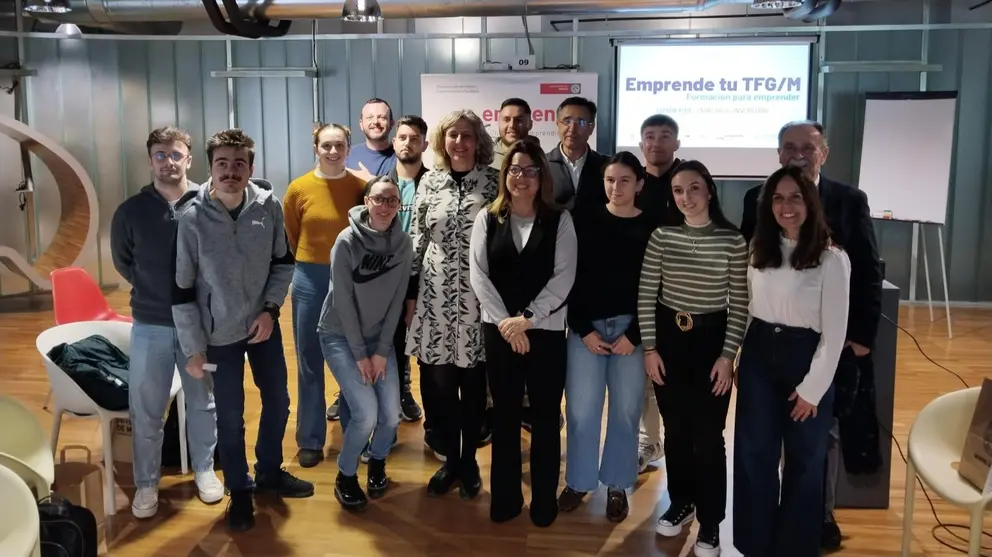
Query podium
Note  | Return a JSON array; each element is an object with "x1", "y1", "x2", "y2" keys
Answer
[{"x1": 835, "y1": 280, "x2": 900, "y2": 509}]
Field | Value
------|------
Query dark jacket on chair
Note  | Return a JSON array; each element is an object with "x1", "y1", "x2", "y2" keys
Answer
[{"x1": 741, "y1": 174, "x2": 884, "y2": 474}]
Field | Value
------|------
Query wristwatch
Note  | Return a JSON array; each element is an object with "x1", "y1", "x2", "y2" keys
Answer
[
  {"x1": 522, "y1": 309, "x2": 534, "y2": 320},
  {"x1": 262, "y1": 302, "x2": 280, "y2": 320}
]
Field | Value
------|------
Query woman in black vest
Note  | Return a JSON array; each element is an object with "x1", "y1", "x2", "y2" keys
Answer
[{"x1": 469, "y1": 139, "x2": 578, "y2": 527}]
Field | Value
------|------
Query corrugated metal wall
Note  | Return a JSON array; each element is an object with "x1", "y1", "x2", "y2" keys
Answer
[{"x1": 0, "y1": 23, "x2": 990, "y2": 301}]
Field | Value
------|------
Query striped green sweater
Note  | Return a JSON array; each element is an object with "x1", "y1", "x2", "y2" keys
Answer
[{"x1": 637, "y1": 221, "x2": 749, "y2": 359}]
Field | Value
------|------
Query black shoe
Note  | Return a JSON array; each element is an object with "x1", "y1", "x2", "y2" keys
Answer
[
  {"x1": 334, "y1": 471, "x2": 368, "y2": 511},
  {"x1": 225, "y1": 489, "x2": 255, "y2": 531},
  {"x1": 400, "y1": 390, "x2": 423, "y2": 422},
  {"x1": 605, "y1": 488, "x2": 628, "y2": 523},
  {"x1": 298, "y1": 449, "x2": 323, "y2": 468},
  {"x1": 557, "y1": 486, "x2": 587, "y2": 512},
  {"x1": 694, "y1": 523, "x2": 720, "y2": 557},
  {"x1": 326, "y1": 393, "x2": 341, "y2": 421},
  {"x1": 821, "y1": 511, "x2": 842, "y2": 550},
  {"x1": 426, "y1": 464, "x2": 459, "y2": 496},
  {"x1": 656, "y1": 502, "x2": 695, "y2": 537},
  {"x1": 254, "y1": 468, "x2": 315, "y2": 498},
  {"x1": 367, "y1": 457, "x2": 390, "y2": 499},
  {"x1": 459, "y1": 461, "x2": 481, "y2": 500}
]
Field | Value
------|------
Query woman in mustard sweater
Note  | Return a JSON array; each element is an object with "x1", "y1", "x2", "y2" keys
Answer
[{"x1": 285, "y1": 123, "x2": 366, "y2": 468}]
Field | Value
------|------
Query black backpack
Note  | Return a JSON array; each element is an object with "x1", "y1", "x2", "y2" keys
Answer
[{"x1": 38, "y1": 494, "x2": 99, "y2": 557}]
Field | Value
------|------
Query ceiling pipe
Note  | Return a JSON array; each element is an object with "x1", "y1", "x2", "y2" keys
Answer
[
  {"x1": 22, "y1": 0, "x2": 759, "y2": 25},
  {"x1": 801, "y1": 0, "x2": 842, "y2": 21},
  {"x1": 783, "y1": 0, "x2": 818, "y2": 19}
]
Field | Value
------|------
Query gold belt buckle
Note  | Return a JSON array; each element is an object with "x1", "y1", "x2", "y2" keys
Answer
[{"x1": 675, "y1": 311, "x2": 694, "y2": 332}]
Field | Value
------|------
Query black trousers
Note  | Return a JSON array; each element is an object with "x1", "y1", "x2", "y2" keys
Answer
[
  {"x1": 654, "y1": 305, "x2": 731, "y2": 527},
  {"x1": 732, "y1": 318, "x2": 835, "y2": 557},
  {"x1": 482, "y1": 324, "x2": 566, "y2": 526},
  {"x1": 419, "y1": 361, "x2": 487, "y2": 472},
  {"x1": 394, "y1": 302, "x2": 413, "y2": 397}
]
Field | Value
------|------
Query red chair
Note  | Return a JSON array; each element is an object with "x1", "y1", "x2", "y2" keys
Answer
[{"x1": 50, "y1": 267, "x2": 132, "y2": 325}]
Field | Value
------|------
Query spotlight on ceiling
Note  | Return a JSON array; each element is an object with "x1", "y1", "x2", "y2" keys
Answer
[
  {"x1": 55, "y1": 22, "x2": 82, "y2": 38},
  {"x1": 752, "y1": 1, "x2": 803, "y2": 7},
  {"x1": 22, "y1": 0, "x2": 71, "y2": 13},
  {"x1": 342, "y1": 0, "x2": 383, "y2": 22}
]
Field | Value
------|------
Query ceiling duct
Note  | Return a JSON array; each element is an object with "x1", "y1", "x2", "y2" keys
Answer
[{"x1": 23, "y1": 0, "x2": 776, "y2": 26}]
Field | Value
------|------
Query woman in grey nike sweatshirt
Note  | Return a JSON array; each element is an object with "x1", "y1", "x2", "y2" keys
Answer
[{"x1": 317, "y1": 176, "x2": 413, "y2": 511}]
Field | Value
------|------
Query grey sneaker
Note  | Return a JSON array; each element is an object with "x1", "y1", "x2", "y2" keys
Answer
[{"x1": 638, "y1": 442, "x2": 663, "y2": 473}]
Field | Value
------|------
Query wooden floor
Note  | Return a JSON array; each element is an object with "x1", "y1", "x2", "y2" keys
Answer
[{"x1": 2, "y1": 290, "x2": 991, "y2": 556}]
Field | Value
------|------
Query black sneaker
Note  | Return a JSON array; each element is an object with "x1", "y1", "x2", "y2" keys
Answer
[
  {"x1": 326, "y1": 393, "x2": 341, "y2": 421},
  {"x1": 298, "y1": 449, "x2": 323, "y2": 468},
  {"x1": 334, "y1": 471, "x2": 368, "y2": 511},
  {"x1": 694, "y1": 523, "x2": 720, "y2": 557},
  {"x1": 367, "y1": 457, "x2": 390, "y2": 499},
  {"x1": 459, "y1": 461, "x2": 481, "y2": 500},
  {"x1": 426, "y1": 464, "x2": 459, "y2": 497},
  {"x1": 400, "y1": 390, "x2": 423, "y2": 422},
  {"x1": 226, "y1": 489, "x2": 254, "y2": 531},
  {"x1": 656, "y1": 502, "x2": 695, "y2": 537},
  {"x1": 424, "y1": 430, "x2": 447, "y2": 462},
  {"x1": 254, "y1": 468, "x2": 315, "y2": 498},
  {"x1": 822, "y1": 511, "x2": 842, "y2": 550}
]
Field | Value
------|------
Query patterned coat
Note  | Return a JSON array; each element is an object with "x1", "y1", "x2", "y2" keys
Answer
[{"x1": 406, "y1": 164, "x2": 500, "y2": 368}]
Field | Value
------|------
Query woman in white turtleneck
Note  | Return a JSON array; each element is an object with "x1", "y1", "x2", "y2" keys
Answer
[{"x1": 283, "y1": 123, "x2": 367, "y2": 468}]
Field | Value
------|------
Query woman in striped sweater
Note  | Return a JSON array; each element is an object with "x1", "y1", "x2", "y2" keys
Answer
[{"x1": 636, "y1": 159, "x2": 748, "y2": 557}]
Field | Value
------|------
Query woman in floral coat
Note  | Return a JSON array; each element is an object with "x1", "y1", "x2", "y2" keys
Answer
[{"x1": 406, "y1": 109, "x2": 499, "y2": 500}]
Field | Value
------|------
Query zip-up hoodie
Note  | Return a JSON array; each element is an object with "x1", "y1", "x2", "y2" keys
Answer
[
  {"x1": 317, "y1": 204, "x2": 413, "y2": 361},
  {"x1": 170, "y1": 177, "x2": 294, "y2": 357},
  {"x1": 110, "y1": 182, "x2": 199, "y2": 326}
]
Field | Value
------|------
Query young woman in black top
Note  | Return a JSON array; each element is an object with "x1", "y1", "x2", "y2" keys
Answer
[
  {"x1": 469, "y1": 139, "x2": 578, "y2": 527},
  {"x1": 558, "y1": 151, "x2": 657, "y2": 522}
]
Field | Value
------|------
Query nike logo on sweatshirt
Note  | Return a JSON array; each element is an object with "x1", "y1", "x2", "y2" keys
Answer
[{"x1": 352, "y1": 253, "x2": 398, "y2": 284}]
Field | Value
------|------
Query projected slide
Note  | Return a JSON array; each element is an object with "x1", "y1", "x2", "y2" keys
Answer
[{"x1": 615, "y1": 40, "x2": 812, "y2": 178}]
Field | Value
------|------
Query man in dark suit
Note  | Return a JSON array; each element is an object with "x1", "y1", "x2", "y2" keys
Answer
[
  {"x1": 546, "y1": 96, "x2": 611, "y2": 212},
  {"x1": 740, "y1": 120, "x2": 883, "y2": 551}
]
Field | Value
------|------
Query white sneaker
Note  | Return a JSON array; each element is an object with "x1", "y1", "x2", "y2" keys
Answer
[
  {"x1": 131, "y1": 486, "x2": 159, "y2": 519},
  {"x1": 638, "y1": 442, "x2": 664, "y2": 473},
  {"x1": 195, "y1": 470, "x2": 225, "y2": 504}
]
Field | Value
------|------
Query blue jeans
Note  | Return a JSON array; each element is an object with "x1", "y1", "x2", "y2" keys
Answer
[
  {"x1": 319, "y1": 330, "x2": 401, "y2": 477},
  {"x1": 129, "y1": 322, "x2": 217, "y2": 488},
  {"x1": 207, "y1": 323, "x2": 291, "y2": 492},
  {"x1": 564, "y1": 315, "x2": 645, "y2": 491},
  {"x1": 733, "y1": 318, "x2": 836, "y2": 557},
  {"x1": 291, "y1": 262, "x2": 330, "y2": 451}
]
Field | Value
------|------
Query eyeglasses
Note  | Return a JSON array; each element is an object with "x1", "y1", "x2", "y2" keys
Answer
[
  {"x1": 368, "y1": 195, "x2": 400, "y2": 208},
  {"x1": 153, "y1": 151, "x2": 187, "y2": 163},
  {"x1": 507, "y1": 165, "x2": 540, "y2": 178},
  {"x1": 558, "y1": 117, "x2": 591, "y2": 128}
]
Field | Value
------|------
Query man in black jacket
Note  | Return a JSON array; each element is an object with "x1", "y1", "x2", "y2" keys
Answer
[
  {"x1": 546, "y1": 96, "x2": 612, "y2": 212},
  {"x1": 110, "y1": 126, "x2": 223, "y2": 519},
  {"x1": 740, "y1": 120, "x2": 883, "y2": 550}
]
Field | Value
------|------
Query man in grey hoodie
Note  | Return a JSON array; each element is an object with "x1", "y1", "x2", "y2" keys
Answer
[{"x1": 171, "y1": 128, "x2": 314, "y2": 532}]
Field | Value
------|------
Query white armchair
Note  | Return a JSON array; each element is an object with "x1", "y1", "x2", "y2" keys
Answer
[
  {"x1": 35, "y1": 321, "x2": 187, "y2": 516},
  {"x1": 901, "y1": 386, "x2": 992, "y2": 556},
  {"x1": 0, "y1": 393, "x2": 55, "y2": 499}
]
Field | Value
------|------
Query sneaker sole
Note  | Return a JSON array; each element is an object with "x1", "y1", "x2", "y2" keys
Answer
[
  {"x1": 131, "y1": 503, "x2": 158, "y2": 519},
  {"x1": 198, "y1": 490, "x2": 225, "y2": 505},
  {"x1": 693, "y1": 544, "x2": 720, "y2": 557},
  {"x1": 657, "y1": 512, "x2": 694, "y2": 537}
]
